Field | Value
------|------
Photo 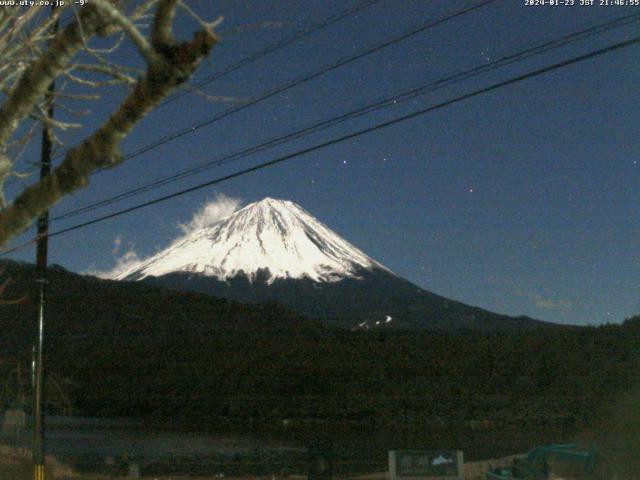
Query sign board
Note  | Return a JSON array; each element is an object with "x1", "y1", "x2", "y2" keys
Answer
[
  {"x1": 389, "y1": 450, "x2": 464, "y2": 480},
  {"x1": 128, "y1": 462, "x2": 140, "y2": 478}
]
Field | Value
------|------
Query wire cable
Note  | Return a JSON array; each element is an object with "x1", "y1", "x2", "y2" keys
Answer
[
  {"x1": 161, "y1": 0, "x2": 385, "y2": 107},
  {"x1": 51, "y1": 11, "x2": 640, "y2": 222},
  {"x1": 118, "y1": 0, "x2": 500, "y2": 162},
  {"x1": 44, "y1": 0, "x2": 385, "y2": 165},
  {"x1": 2, "y1": 33, "x2": 637, "y2": 257}
]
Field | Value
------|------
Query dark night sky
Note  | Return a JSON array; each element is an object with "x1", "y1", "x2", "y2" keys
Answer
[{"x1": 4, "y1": 0, "x2": 640, "y2": 326}]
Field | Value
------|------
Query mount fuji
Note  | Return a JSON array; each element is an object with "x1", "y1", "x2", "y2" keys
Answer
[
  {"x1": 117, "y1": 198, "x2": 552, "y2": 331},
  {"x1": 117, "y1": 197, "x2": 388, "y2": 284}
]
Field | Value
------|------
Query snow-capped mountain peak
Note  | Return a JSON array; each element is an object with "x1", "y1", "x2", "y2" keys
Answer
[{"x1": 116, "y1": 197, "x2": 390, "y2": 283}]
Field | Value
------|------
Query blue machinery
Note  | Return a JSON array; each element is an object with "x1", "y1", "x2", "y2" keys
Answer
[{"x1": 486, "y1": 444, "x2": 598, "y2": 480}]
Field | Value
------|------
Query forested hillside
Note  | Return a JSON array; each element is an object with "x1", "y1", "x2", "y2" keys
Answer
[{"x1": 0, "y1": 260, "x2": 637, "y2": 461}]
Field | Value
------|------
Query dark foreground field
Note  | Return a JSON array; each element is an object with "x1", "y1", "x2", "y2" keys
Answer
[{"x1": 0, "y1": 262, "x2": 638, "y2": 478}]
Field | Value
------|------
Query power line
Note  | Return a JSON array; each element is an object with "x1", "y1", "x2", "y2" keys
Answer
[
  {"x1": 44, "y1": 0, "x2": 384, "y2": 165},
  {"x1": 50, "y1": 0, "x2": 499, "y2": 218},
  {"x1": 51, "y1": 11, "x2": 640, "y2": 222},
  {"x1": 118, "y1": 0, "x2": 499, "y2": 162},
  {"x1": 3, "y1": 33, "x2": 637, "y2": 257},
  {"x1": 161, "y1": 0, "x2": 385, "y2": 107}
]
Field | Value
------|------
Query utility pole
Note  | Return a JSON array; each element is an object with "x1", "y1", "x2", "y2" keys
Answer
[{"x1": 33, "y1": 9, "x2": 57, "y2": 480}]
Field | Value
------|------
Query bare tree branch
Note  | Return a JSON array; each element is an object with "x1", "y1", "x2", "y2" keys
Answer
[
  {"x1": 0, "y1": 1, "x2": 219, "y2": 246},
  {"x1": 93, "y1": 0, "x2": 160, "y2": 64},
  {"x1": 0, "y1": 5, "x2": 105, "y2": 146}
]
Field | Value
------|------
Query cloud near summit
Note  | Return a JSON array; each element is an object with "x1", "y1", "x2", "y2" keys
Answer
[
  {"x1": 86, "y1": 194, "x2": 243, "y2": 279},
  {"x1": 178, "y1": 194, "x2": 243, "y2": 235}
]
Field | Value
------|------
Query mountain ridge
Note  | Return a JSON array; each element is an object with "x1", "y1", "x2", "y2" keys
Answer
[
  {"x1": 117, "y1": 197, "x2": 557, "y2": 331},
  {"x1": 118, "y1": 198, "x2": 389, "y2": 284},
  {"x1": 142, "y1": 267, "x2": 555, "y2": 331}
]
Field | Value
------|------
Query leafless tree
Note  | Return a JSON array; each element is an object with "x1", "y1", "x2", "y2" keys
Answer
[{"x1": 0, "y1": 0, "x2": 220, "y2": 246}]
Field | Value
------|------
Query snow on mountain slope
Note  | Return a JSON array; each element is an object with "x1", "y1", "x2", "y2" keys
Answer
[{"x1": 116, "y1": 198, "x2": 391, "y2": 283}]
